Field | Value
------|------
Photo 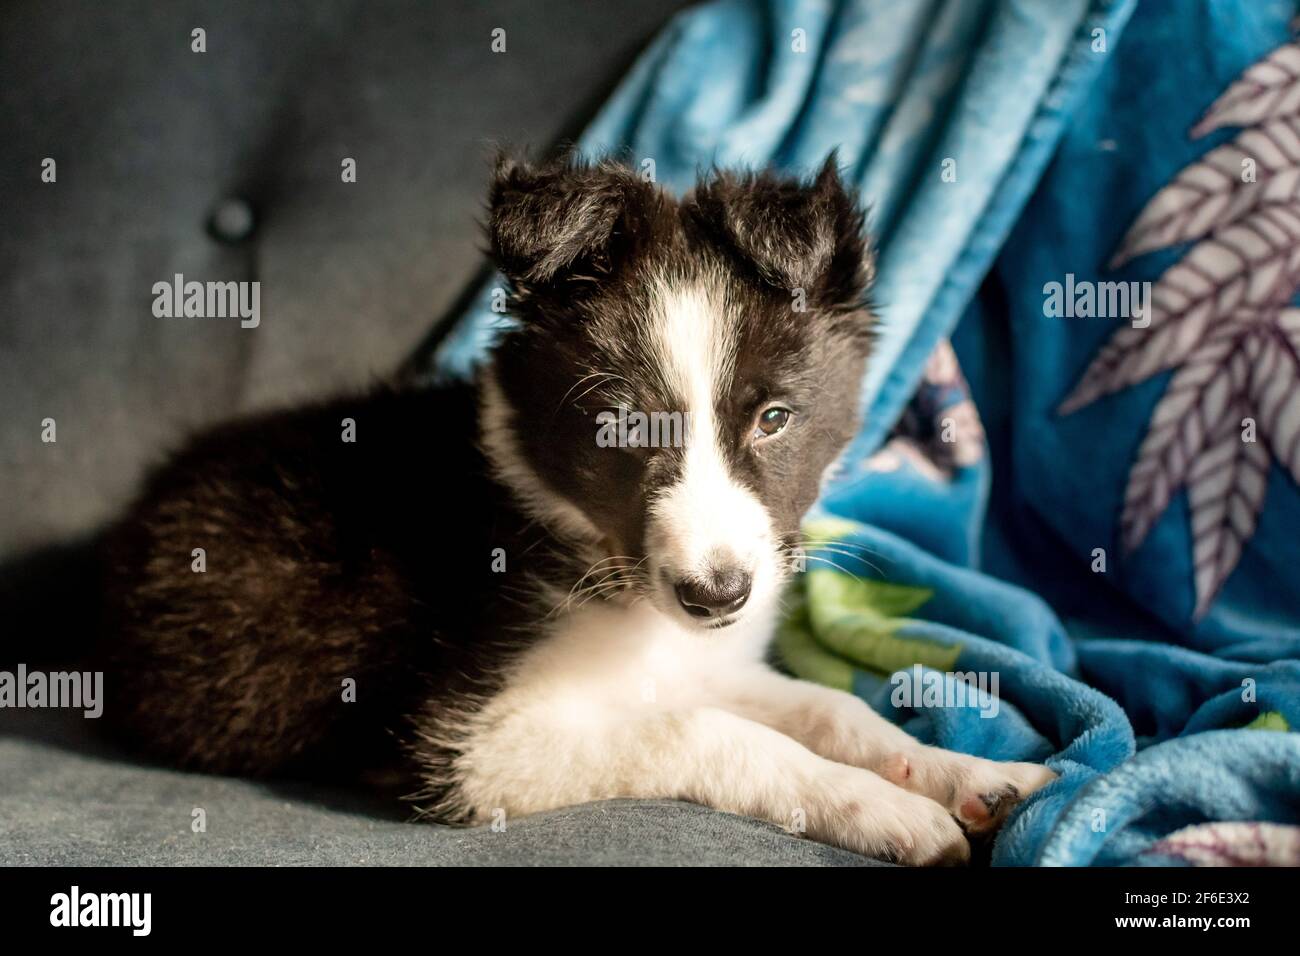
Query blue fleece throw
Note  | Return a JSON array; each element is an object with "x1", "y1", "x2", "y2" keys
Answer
[{"x1": 430, "y1": 0, "x2": 1300, "y2": 865}]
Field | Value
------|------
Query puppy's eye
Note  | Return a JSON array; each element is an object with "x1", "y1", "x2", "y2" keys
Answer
[{"x1": 754, "y1": 405, "x2": 792, "y2": 439}]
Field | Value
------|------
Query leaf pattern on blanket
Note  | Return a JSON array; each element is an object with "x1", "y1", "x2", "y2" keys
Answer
[
  {"x1": 1108, "y1": 118, "x2": 1300, "y2": 268},
  {"x1": 1059, "y1": 209, "x2": 1300, "y2": 415},
  {"x1": 1192, "y1": 41, "x2": 1300, "y2": 135},
  {"x1": 1145, "y1": 821, "x2": 1300, "y2": 866},
  {"x1": 776, "y1": 519, "x2": 961, "y2": 682},
  {"x1": 801, "y1": 567, "x2": 959, "y2": 677},
  {"x1": 1185, "y1": 396, "x2": 1271, "y2": 617},
  {"x1": 1248, "y1": 308, "x2": 1300, "y2": 487},
  {"x1": 1060, "y1": 41, "x2": 1300, "y2": 620},
  {"x1": 1119, "y1": 322, "x2": 1254, "y2": 553}
]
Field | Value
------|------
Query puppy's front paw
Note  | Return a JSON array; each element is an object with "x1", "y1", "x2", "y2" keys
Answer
[
  {"x1": 808, "y1": 768, "x2": 970, "y2": 866},
  {"x1": 877, "y1": 791, "x2": 971, "y2": 866},
  {"x1": 879, "y1": 750, "x2": 1056, "y2": 837}
]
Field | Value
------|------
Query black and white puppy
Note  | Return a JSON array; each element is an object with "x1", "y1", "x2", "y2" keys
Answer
[{"x1": 100, "y1": 154, "x2": 1054, "y2": 865}]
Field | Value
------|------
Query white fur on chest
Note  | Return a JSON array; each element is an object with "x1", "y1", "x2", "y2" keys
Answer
[
  {"x1": 452, "y1": 596, "x2": 779, "y2": 819},
  {"x1": 524, "y1": 597, "x2": 775, "y2": 708}
]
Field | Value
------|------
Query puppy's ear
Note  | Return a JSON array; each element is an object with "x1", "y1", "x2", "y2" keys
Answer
[
  {"x1": 691, "y1": 153, "x2": 874, "y2": 313},
  {"x1": 488, "y1": 154, "x2": 657, "y2": 295}
]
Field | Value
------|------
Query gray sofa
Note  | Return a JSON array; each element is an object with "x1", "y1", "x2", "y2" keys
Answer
[{"x1": 0, "y1": 0, "x2": 882, "y2": 866}]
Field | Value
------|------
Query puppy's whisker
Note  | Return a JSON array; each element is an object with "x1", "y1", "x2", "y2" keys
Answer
[
  {"x1": 551, "y1": 556, "x2": 647, "y2": 618},
  {"x1": 567, "y1": 555, "x2": 639, "y2": 593},
  {"x1": 802, "y1": 554, "x2": 865, "y2": 581},
  {"x1": 801, "y1": 539, "x2": 886, "y2": 576},
  {"x1": 553, "y1": 371, "x2": 633, "y2": 418}
]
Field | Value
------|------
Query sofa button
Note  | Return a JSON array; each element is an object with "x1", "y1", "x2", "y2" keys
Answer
[{"x1": 208, "y1": 198, "x2": 256, "y2": 244}]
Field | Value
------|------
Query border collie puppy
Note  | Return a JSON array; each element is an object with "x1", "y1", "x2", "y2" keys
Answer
[{"x1": 101, "y1": 154, "x2": 1054, "y2": 864}]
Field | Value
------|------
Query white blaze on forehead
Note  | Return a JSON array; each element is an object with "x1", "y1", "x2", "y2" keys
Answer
[
  {"x1": 644, "y1": 277, "x2": 776, "y2": 591},
  {"x1": 648, "y1": 278, "x2": 737, "y2": 421}
]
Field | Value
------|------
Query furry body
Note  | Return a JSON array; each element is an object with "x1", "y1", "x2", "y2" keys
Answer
[{"x1": 101, "y1": 156, "x2": 1054, "y2": 863}]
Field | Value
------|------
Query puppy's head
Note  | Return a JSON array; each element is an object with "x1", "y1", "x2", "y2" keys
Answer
[{"x1": 482, "y1": 153, "x2": 875, "y2": 630}]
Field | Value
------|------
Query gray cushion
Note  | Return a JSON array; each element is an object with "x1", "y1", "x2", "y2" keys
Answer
[{"x1": 0, "y1": 716, "x2": 876, "y2": 866}]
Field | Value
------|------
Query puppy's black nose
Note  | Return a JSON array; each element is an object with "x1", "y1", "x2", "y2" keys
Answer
[{"x1": 675, "y1": 569, "x2": 752, "y2": 618}]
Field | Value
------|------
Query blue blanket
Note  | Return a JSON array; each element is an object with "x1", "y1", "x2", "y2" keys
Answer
[{"x1": 430, "y1": 0, "x2": 1300, "y2": 864}]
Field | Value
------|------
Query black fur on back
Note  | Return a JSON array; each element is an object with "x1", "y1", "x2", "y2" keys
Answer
[{"x1": 99, "y1": 385, "x2": 564, "y2": 791}]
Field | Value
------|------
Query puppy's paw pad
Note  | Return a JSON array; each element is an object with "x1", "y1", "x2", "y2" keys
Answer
[
  {"x1": 956, "y1": 784, "x2": 1020, "y2": 834},
  {"x1": 955, "y1": 763, "x2": 1057, "y2": 835},
  {"x1": 878, "y1": 752, "x2": 911, "y2": 786}
]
